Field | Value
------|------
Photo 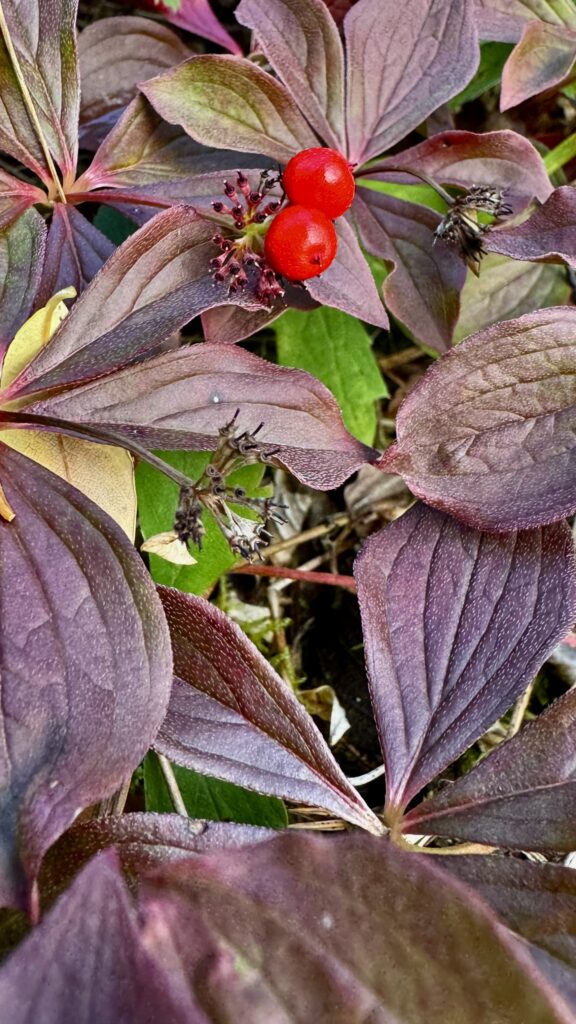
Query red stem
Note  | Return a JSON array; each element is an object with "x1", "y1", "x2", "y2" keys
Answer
[{"x1": 230, "y1": 564, "x2": 357, "y2": 592}]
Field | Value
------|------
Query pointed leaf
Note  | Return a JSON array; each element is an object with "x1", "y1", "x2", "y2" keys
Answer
[
  {"x1": 24, "y1": 342, "x2": 376, "y2": 490},
  {"x1": 5, "y1": 207, "x2": 264, "y2": 398},
  {"x1": 139, "y1": 832, "x2": 575, "y2": 1023},
  {"x1": 501, "y1": 21, "x2": 576, "y2": 109},
  {"x1": 0, "y1": 852, "x2": 195, "y2": 1021},
  {"x1": 236, "y1": 0, "x2": 345, "y2": 150},
  {"x1": 0, "y1": 0, "x2": 79, "y2": 181},
  {"x1": 274, "y1": 305, "x2": 387, "y2": 444},
  {"x1": 0, "y1": 169, "x2": 45, "y2": 232},
  {"x1": 344, "y1": 0, "x2": 479, "y2": 165},
  {"x1": 0, "y1": 209, "x2": 46, "y2": 356},
  {"x1": 201, "y1": 277, "x2": 318, "y2": 343},
  {"x1": 379, "y1": 307, "x2": 576, "y2": 530},
  {"x1": 475, "y1": 0, "x2": 576, "y2": 42},
  {"x1": 141, "y1": 54, "x2": 318, "y2": 163},
  {"x1": 354, "y1": 503, "x2": 576, "y2": 815},
  {"x1": 155, "y1": 588, "x2": 383, "y2": 834},
  {"x1": 0, "y1": 447, "x2": 172, "y2": 907},
  {"x1": 454, "y1": 254, "x2": 570, "y2": 344},
  {"x1": 353, "y1": 187, "x2": 466, "y2": 351},
  {"x1": 305, "y1": 213, "x2": 389, "y2": 328},
  {"x1": 404, "y1": 687, "x2": 576, "y2": 851},
  {"x1": 130, "y1": 0, "x2": 242, "y2": 54},
  {"x1": 485, "y1": 186, "x2": 576, "y2": 268},
  {"x1": 35, "y1": 205, "x2": 115, "y2": 304},
  {"x1": 374, "y1": 129, "x2": 553, "y2": 208},
  {"x1": 78, "y1": 16, "x2": 190, "y2": 134}
]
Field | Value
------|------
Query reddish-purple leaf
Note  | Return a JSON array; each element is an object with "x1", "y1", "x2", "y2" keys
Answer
[
  {"x1": 4, "y1": 207, "x2": 264, "y2": 399},
  {"x1": 354, "y1": 503, "x2": 576, "y2": 817},
  {"x1": 78, "y1": 16, "x2": 191, "y2": 138},
  {"x1": 22, "y1": 342, "x2": 376, "y2": 489},
  {"x1": 236, "y1": 0, "x2": 346, "y2": 151},
  {"x1": 501, "y1": 21, "x2": 576, "y2": 109},
  {"x1": 404, "y1": 687, "x2": 576, "y2": 851},
  {"x1": 485, "y1": 186, "x2": 576, "y2": 268},
  {"x1": 353, "y1": 187, "x2": 466, "y2": 351},
  {"x1": 155, "y1": 589, "x2": 383, "y2": 834},
  {"x1": 141, "y1": 55, "x2": 318, "y2": 163},
  {"x1": 344, "y1": 0, "x2": 479, "y2": 165},
  {"x1": 0, "y1": 447, "x2": 172, "y2": 909},
  {"x1": 305, "y1": 214, "x2": 389, "y2": 328},
  {"x1": 139, "y1": 832, "x2": 575, "y2": 1023},
  {"x1": 0, "y1": 170, "x2": 45, "y2": 233},
  {"x1": 0, "y1": 210, "x2": 46, "y2": 357},
  {"x1": 321, "y1": 0, "x2": 358, "y2": 24},
  {"x1": 379, "y1": 308, "x2": 576, "y2": 530},
  {"x1": 373, "y1": 129, "x2": 553, "y2": 209},
  {"x1": 474, "y1": 0, "x2": 576, "y2": 43},
  {"x1": 35, "y1": 206, "x2": 114, "y2": 305},
  {"x1": 201, "y1": 280, "x2": 318, "y2": 343},
  {"x1": 0, "y1": 851, "x2": 196, "y2": 1022},
  {"x1": 0, "y1": 0, "x2": 79, "y2": 183},
  {"x1": 129, "y1": 0, "x2": 242, "y2": 54}
]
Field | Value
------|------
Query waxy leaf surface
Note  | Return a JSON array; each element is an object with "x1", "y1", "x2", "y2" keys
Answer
[
  {"x1": 35, "y1": 205, "x2": 115, "y2": 303},
  {"x1": 501, "y1": 21, "x2": 576, "y2": 109},
  {"x1": 236, "y1": 0, "x2": 345, "y2": 150},
  {"x1": 139, "y1": 832, "x2": 574, "y2": 1023},
  {"x1": 0, "y1": 448, "x2": 172, "y2": 908},
  {"x1": 0, "y1": 852, "x2": 195, "y2": 1022},
  {"x1": 404, "y1": 687, "x2": 576, "y2": 851},
  {"x1": 354, "y1": 503, "x2": 576, "y2": 814},
  {"x1": 353, "y1": 188, "x2": 466, "y2": 351},
  {"x1": 474, "y1": 0, "x2": 576, "y2": 42},
  {"x1": 344, "y1": 0, "x2": 479, "y2": 164},
  {"x1": 305, "y1": 214, "x2": 389, "y2": 328},
  {"x1": 155, "y1": 589, "x2": 383, "y2": 834},
  {"x1": 485, "y1": 187, "x2": 576, "y2": 269},
  {"x1": 379, "y1": 308, "x2": 576, "y2": 530},
  {"x1": 0, "y1": 210, "x2": 46, "y2": 355},
  {"x1": 0, "y1": 0, "x2": 79, "y2": 182},
  {"x1": 141, "y1": 55, "x2": 318, "y2": 163},
  {"x1": 25, "y1": 342, "x2": 375, "y2": 490}
]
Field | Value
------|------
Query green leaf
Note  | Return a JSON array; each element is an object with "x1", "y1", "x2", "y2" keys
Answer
[
  {"x1": 143, "y1": 753, "x2": 288, "y2": 828},
  {"x1": 136, "y1": 451, "x2": 267, "y2": 596},
  {"x1": 272, "y1": 305, "x2": 385, "y2": 446},
  {"x1": 359, "y1": 178, "x2": 447, "y2": 213},
  {"x1": 93, "y1": 206, "x2": 137, "y2": 246},
  {"x1": 450, "y1": 42, "x2": 514, "y2": 108},
  {"x1": 274, "y1": 307, "x2": 387, "y2": 446}
]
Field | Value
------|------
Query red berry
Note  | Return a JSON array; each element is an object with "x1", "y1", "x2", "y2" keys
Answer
[
  {"x1": 264, "y1": 205, "x2": 337, "y2": 281},
  {"x1": 282, "y1": 148, "x2": 355, "y2": 219}
]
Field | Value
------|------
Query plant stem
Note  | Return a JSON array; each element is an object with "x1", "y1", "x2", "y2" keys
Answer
[
  {"x1": 357, "y1": 163, "x2": 454, "y2": 205},
  {"x1": 0, "y1": 1, "x2": 67, "y2": 202},
  {"x1": 231, "y1": 563, "x2": 357, "y2": 591},
  {"x1": 544, "y1": 132, "x2": 576, "y2": 176},
  {"x1": 156, "y1": 753, "x2": 188, "y2": 816}
]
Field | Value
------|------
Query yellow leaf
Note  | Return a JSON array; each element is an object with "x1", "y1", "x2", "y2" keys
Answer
[{"x1": 0, "y1": 290, "x2": 137, "y2": 539}]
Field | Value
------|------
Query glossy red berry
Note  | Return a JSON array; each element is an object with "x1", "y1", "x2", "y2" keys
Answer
[
  {"x1": 264, "y1": 205, "x2": 338, "y2": 281},
  {"x1": 282, "y1": 147, "x2": 355, "y2": 219}
]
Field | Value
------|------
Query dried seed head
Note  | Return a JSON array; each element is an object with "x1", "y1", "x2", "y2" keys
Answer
[{"x1": 434, "y1": 185, "x2": 512, "y2": 274}]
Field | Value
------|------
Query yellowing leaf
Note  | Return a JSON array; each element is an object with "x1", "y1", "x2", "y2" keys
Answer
[
  {"x1": 0, "y1": 291, "x2": 137, "y2": 539},
  {"x1": 141, "y1": 531, "x2": 197, "y2": 565}
]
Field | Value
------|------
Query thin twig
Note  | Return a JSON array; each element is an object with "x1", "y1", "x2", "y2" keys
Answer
[
  {"x1": 379, "y1": 346, "x2": 425, "y2": 371},
  {"x1": 507, "y1": 679, "x2": 536, "y2": 738},
  {"x1": 264, "y1": 513, "x2": 350, "y2": 557},
  {"x1": 231, "y1": 563, "x2": 357, "y2": 591},
  {"x1": 156, "y1": 753, "x2": 188, "y2": 816},
  {"x1": 348, "y1": 764, "x2": 386, "y2": 787}
]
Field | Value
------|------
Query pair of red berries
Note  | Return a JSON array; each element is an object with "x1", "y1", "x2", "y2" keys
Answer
[{"x1": 264, "y1": 148, "x2": 355, "y2": 282}]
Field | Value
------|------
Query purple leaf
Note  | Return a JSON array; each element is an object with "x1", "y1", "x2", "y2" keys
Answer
[
  {"x1": 305, "y1": 215, "x2": 389, "y2": 328},
  {"x1": 78, "y1": 16, "x2": 191, "y2": 137},
  {"x1": 354, "y1": 503, "x2": 576, "y2": 816},
  {"x1": 155, "y1": 588, "x2": 383, "y2": 834},
  {"x1": 404, "y1": 687, "x2": 576, "y2": 851},
  {"x1": 141, "y1": 55, "x2": 318, "y2": 163},
  {"x1": 4, "y1": 207, "x2": 264, "y2": 399},
  {"x1": 344, "y1": 0, "x2": 479, "y2": 165},
  {"x1": 0, "y1": 0, "x2": 79, "y2": 183},
  {"x1": 0, "y1": 170, "x2": 46, "y2": 232},
  {"x1": 0, "y1": 851, "x2": 196, "y2": 1022},
  {"x1": 485, "y1": 186, "x2": 576, "y2": 268},
  {"x1": 353, "y1": 187, "x2": 466, "y2": 351},
  {"x1": 201, "y1": 280, "x2": 318, "y2": 343},
  {"x1": 39, "y1": 814, "x2": 275, "y2": 905},
  {"x1": 35, "y1": 206, "x2": 114, "y2": 305},
  {"x1": 474, "y1": 0, "x2": 576, "y2": 43},
  {"x1": 134, "y1": 0, "x2": 242, "y2": 54},
  {"x1": 374, "y1": 129, "x2": 553, "y2": 209},
  {"x1": 139, "y1": 832, "x2": 575, "y2": 1022},
  {"x1": 236, "y1": 0, "x2": 346, "y2": 151},
  {"x1": 0, "y1": 210, "x2": 46, "y2": 357},
  {"x1": 23, "y1": 342, "x2": 376, "y2": 489},
  {"x1": 501, "y1": 21, "x2": 576, "y2": 109},
  {"x1": 379, "y1": 307, "x2": 576, "y2": 530},
  {"x1": 0, "y1": 447, "x2": 172, "y2": 909}
]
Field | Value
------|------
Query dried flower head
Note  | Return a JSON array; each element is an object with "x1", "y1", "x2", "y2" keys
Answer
[{"x1": 434, "y1": 186, "x2": 512, "y2": 274}]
